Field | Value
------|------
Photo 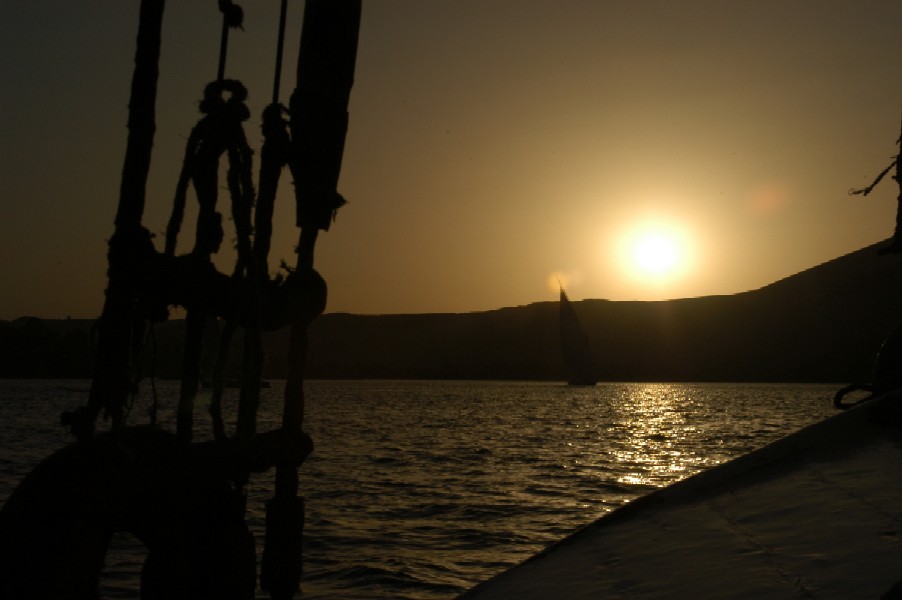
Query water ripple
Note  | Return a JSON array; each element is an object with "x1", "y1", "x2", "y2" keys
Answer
[{"x1": 0, "y1": 379, "x2": 836, "y2": 599}]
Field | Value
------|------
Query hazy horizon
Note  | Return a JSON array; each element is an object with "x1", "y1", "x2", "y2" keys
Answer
[{"x1": 1, "y1": 236, "x2": 885, "y2": 321}]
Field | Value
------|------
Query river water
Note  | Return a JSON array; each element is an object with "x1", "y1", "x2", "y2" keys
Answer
[{"x1": 0, "y1": 379, "x2": 839, "y2": 599}]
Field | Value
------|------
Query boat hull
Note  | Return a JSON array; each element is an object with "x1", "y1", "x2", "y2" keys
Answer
[{"x1": 459, "y1": 392, "x2": 902, "y2": 599}]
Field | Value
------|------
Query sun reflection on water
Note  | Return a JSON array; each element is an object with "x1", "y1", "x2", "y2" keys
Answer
[
  {"x1": 606, "y1": 383, "x2": 716, "y2": 487},
  {"x1": 0, "y1": 380, "x2": 839, "y2": 600}
]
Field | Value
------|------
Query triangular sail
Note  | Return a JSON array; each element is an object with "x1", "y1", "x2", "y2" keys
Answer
[{"x1": 559, "y1": 287, "x2": 599, "y2": 385}]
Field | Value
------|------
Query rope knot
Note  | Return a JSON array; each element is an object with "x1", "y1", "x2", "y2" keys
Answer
[
  {"x1": 218, "y1": 0, "x2": 244, "y2": 29},
  {"x1": 200, "y1": 79, "x2": 250, "y2": 122}
]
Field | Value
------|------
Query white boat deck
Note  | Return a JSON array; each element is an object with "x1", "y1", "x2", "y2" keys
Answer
[{"x1": 459, "y1": 394, "x2": 902, "y2": 599}]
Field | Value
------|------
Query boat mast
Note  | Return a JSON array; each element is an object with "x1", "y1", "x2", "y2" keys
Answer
[
  {"x1": 261, "y1": 2, "x2": 361, "y2": 598},
  {"x1": 75, "y1": 0, "x2": 165, "y2": 438}
]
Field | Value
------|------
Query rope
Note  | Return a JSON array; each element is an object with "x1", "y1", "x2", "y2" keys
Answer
[
  {"x1": 209, "y1": 317, "x2": 236, "y2": 442},
  {"x1": 254, "y1": 104, "x2": 290, "y2": 275},
  {"x1": 217, "y1": 0, "x2": 244, "y2": 81},
  {"x1": 226, "y1": 110, "x2": 256, "y2": 272},
  {"x1": 165, "y1": 79, "x2": 252, "y2": 257},
  {"x1": 167, "y1": 0, "x2": 246, "y2": 257},
  {"x1": 833, "y1": 383, "x2": 875, "y2": 410},
  {"x1": 255, "y1": 0, "x2": 291, "y2": 275},
  {"x1": 164, "y1": 78, "x2": 254, "y2": 445},
  {"x1": 272, "y1": 0, "x2": 289, "y2": 104},
  {"x1": 164, "y1": 130, "x2": 197, "y2": 255},
  {"x1": 148, "y1": 322, "x2": 158, "y2": 426},
  {"x1": 167, "y1": 0, "x2": 284, "y2": 449}
]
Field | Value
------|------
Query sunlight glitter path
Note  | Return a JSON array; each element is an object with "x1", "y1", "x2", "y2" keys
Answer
[{"x1": 459, "y1": 393, "x2": 902, "y2": 600}]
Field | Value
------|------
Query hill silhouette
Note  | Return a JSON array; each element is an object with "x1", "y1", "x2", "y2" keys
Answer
[{"x1": 4, "y1": 240, "x2": 902, "y2": 382}]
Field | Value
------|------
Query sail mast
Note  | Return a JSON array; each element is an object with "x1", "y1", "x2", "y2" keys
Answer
[
  {"x1": 77, "y1": 0, "x2": 165, "y2": 437},
  {"x1": 262, "y1": 2, "x2": 361, "y2": 597}
]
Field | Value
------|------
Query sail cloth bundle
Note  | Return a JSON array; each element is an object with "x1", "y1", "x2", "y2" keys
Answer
[{"x1": 0, "y1": 1, "x2": 361, "y2": 599}]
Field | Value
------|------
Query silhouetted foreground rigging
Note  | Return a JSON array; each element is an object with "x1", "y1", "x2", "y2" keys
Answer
[{"x1": 0, "y1": 1, "x2": 361, "y2": 598}]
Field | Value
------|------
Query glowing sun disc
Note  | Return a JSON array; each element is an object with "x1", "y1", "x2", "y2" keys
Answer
[
  {"x1": 632, "y1": 232, "x2": 678, "y2": 275},
  {"x1": 616, "y1": 221, "x2": 691, "y2": 284}
]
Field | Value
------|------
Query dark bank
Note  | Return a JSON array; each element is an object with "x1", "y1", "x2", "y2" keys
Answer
[{"x1": 4, "y1": 239, "x2": 902, "y2": 383}]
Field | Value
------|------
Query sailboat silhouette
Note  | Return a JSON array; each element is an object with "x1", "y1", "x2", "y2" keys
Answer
[{"x1": 559, "y1": 286, "x2": 599, "y2": 386}]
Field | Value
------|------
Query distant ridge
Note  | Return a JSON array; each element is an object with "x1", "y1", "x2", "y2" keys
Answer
[
  {"x1": 301, "y1": 239, "x2": 902, "y2": 382},
  {"x1": 569, "y1": 239, "x2": 902, "y2": 382},
  {"x1": 4, "y1": 241, "x2": 902, "y2": 382},
  {"x1": 755, "y1": 239, "x2": 902, "y2": 298}
]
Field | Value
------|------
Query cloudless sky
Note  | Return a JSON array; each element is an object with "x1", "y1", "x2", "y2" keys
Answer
[{"x1": 2, "y1": 1, "x2": 902, "y2": 319}]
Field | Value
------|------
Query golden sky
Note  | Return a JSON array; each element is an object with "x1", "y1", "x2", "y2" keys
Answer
[{"x1": 2, "y1": 1, "x2": 902, "y2": 318}]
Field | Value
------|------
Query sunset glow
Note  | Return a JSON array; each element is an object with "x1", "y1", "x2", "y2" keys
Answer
[
  {"x1": 2, "y1": 2, "x2": 901, "y2": 317},
  {"x1": 618, "y1": 222, "x2": 692, "y2": 286},
  {"x1": 632, "y1": 232, "x2": 679, "y2": 276}
]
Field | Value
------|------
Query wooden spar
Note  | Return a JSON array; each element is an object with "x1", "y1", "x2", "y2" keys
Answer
[
  {"x1": 116, "y1": 0, "x2": 164, "y2": 230},
  {"x1": 81, "y1": 0, "x2": 165, "y2": 436},
  {"x1": 286, "y1": 0, "x2": 360, "y2": 454},
  {"x1": 261, "y1": 1, "x2": 361, "y2": 597}
]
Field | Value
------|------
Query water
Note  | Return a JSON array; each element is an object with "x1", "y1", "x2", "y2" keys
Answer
[{"x1": 0, "y1": 379, "x2": 838, "y2": 599}]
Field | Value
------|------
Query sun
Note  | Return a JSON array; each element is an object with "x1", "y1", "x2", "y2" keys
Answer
[
  {"x1": 632, "y1": 231, "x2": 678, "y2": 275},
  {"x1": 618, "y1": 222, "x2": 690, "y2": 283}
]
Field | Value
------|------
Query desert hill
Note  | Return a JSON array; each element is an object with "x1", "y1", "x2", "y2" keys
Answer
[
  {"x1": 299, "y1": 240, "x2": 902, "y2": 382},
  {"x1": 4, "y1": 240, "x2": 902, "y2": 382}
]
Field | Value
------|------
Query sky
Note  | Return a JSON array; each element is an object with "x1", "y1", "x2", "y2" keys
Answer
[{"x1": 2, "y1": 1, "x2": 902, "y2": 319}]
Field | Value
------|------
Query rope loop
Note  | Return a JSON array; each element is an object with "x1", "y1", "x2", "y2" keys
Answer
[{"x1": 200, "y1": 79, "x2": 250, "y2": 122}]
